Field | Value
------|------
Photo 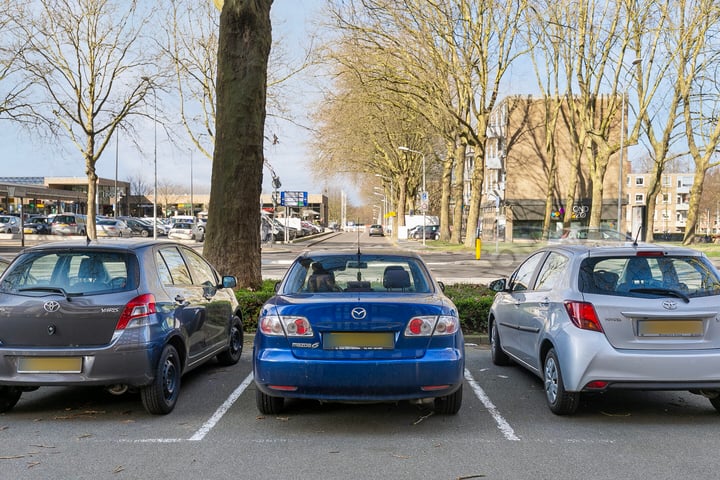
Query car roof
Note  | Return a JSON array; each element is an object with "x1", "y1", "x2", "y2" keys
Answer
[
  {"x1": 19, "y1": 239, "x2": 184, "y2": 254},
  {"x1": 299, "y1": 249, "x2": 424, "y2": 260},
  {"x1": 540, "y1": 242, "x2": 704, "y2": 258}
]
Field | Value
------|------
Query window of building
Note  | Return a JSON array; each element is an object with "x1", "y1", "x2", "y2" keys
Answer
[
  {"x1": 635, "y1": 194, "x2": 644, "y2": 204},
  {"x1": 662, "y1": 175, "x2": 671, "y2": 187},
  {"x1": 635, "y1": 176, "x2": 644, "y2": 186}
]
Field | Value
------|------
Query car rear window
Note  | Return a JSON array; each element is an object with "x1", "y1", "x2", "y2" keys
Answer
[
  {"x1": 282, "y1": 254, "x2": 433, "y2": 294},
  {"x1": 0, "y1": 251, "x2": 137, "y2": 295},
  {"x1": 579, "y1": 255, "x2": 720, "y2": 298}
]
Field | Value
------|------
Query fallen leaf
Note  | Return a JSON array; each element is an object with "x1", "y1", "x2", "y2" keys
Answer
[
  {"x1": 275, "y1": 416, "x2": 289, "y2": 421},
  {"x1": 113, "y1": 466, "x2": 125, "y2": 474},
  {"x1": 391, "y1": 453, "x2": 410, "y2": 459},
  {"x1": 413, "y1": 411, "x2": 434, "y2": 425},
  {"x1": 26, "y1": 461, "x2": 41, "y2": 469},
  {"x1": 457, "y1": 475, "x2": 487, "y2": 479}
]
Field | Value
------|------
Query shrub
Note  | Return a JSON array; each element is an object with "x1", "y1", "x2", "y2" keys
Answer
[{"x1": 235, "y1": 281, "x2": 495, "y2": 334}]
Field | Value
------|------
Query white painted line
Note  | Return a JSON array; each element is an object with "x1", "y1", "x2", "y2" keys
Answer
[
  {"x1": 189, "y1": 372, "x2": 255, "y2": 441},
  {"x1": 464, "y1": 368, "x2": 520, "y2": 441}
]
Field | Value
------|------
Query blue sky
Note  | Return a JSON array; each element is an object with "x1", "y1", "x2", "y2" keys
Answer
[{"x1": 0, "y1": 1, "x2": 324, "y2": 198}]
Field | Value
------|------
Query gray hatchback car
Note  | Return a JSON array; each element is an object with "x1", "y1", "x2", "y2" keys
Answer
[
  {"x1": 489, "y1": 243, "x2": 720, "y2": 415},
  {"x1": 0, "y1": 240, "x2": 243, "y2": 414}
]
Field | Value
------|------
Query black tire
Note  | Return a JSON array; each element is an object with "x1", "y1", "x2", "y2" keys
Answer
[
  {"x1": 141, "y1": 345, "x2": 181, "y2": 415},
  {"x1": 544, "y1": 348, "x2": 579, "y2": 415},
  {"x1": 709, "y1": 395, "x2": 720, "y2": 413},
  {"x1": 0, "y1": 386, "x2": 22, "y2": 413},
  {"x1": 256, "y1": 388, "x2": 284, "y2": 415},
  {"x1": 433, "y1": 233, "x2": 439, "y2": 240},
  {"x1": 434, "y1": 385, "x2": 463, "y2": 414},
  {"x1": 216, "y1": 318, "x2": 243, "y2": 365},
  {"x1": 140, "y1": 229, "x2": 149, "y2": 237},
  {"x1": 490, "y1": 320, "x2": 511, "y2": 366}
]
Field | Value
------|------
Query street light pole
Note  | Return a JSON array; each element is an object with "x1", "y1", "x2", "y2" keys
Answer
[
  {"x1": 617, "y1": 58, "x2": 641, "y2": 235},
  {"x1": 398, "y1": 146, "x2": 427, "y2": 246},
  {"x1": 142, "y1": 76, "x2": 158, "y2": 239}
]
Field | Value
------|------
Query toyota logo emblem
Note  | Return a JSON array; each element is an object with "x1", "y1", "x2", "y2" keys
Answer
[
  {"x1": 662, "y1": 300, "x2": 678, "y2": 310},
  {"x1": 43, "y1": 301, "x2": 61, "y2": 313},
  {"x1": 351, "y1": 307, "x2": 367, "y2": 320}
]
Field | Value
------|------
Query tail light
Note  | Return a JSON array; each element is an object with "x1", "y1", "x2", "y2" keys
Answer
[
  {"x1": 404, "y1": 314, "x2": 460, "y2": 337},
  {"x1": 259, "y1": 315, "x2": 313, "y2": 337},
  {"x1": 564, "y1": 301, "x2": 603, "y2": 332},
  {"x1": 115, "y1": 294, "x2": 157, "y2": 330}
]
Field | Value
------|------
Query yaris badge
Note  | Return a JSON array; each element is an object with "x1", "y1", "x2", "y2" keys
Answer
[
  {"x1": 43, "y1": 301, "x2": 60, "y2": 313},
  {"x1": 351, "y1": 307, "x2": 367, "y2": 319}
]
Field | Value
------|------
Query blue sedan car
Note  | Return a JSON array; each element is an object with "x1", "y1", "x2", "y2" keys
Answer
[{"x1": 253, "y1": 250, "x2": 464, "y2": 414}]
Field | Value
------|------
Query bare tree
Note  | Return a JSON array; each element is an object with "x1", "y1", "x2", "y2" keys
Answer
[
  {"x1": 11, "y1": 0, "x2": 159, "y2": 239},
  {"x1": 0, "y1": 1, "x2": 33, "y2": 122},
  {"x1": 204, "y1": 0, "x2": 272, "y2": 290}
]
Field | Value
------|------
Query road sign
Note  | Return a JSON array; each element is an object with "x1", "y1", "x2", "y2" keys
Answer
[{"x1": 280, "y1": 191, "x2": 308, "y2": 207}]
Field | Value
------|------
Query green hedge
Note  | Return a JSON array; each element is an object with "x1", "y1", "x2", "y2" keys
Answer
[{"x1": 235, "y1": 281, "x2": 494, "y2": 335}]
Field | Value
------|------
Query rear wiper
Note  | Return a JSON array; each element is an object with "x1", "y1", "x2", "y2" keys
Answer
[
  {"x1": 628, "y1": 287, "x2": 690, "y2": 303},
  {"x1": 17, "y1": 287, "x2": 80, "y2": 300}
]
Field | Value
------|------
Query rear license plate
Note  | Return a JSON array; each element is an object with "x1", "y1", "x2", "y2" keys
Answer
[
  {"x1": 324, "y1": 332, "x2": 394, "y2": 350},
  {"x1": 17, "y1": 357, "x2": 83, "y2": 373},
  {"x1": 637, "y1": 320, "x2": 703, "y2": 337}
]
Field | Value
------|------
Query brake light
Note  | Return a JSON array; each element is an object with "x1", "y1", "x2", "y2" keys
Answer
[
  {"x1": 637, "y1": 251, "x2": 664, "y2": 257},
  {"x1": 404, "y1": 314, "x2": 460, "y2": 337},
  {"x1": 564, "y1": 301, "x2": 604, "y2": 332},
  {"x1": 116, "y1": 294, "x2": 157, "y2": 330}
]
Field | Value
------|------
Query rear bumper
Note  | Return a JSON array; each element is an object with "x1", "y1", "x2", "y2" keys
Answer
[
  {"x1": 0, "y1": 343, "x2": 159, "y2": 387},
  {"x1": 253, "y1": 347, "x2": 464, "y2": 401}
]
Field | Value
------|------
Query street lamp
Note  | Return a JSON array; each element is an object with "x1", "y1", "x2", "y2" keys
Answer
[
  {"x1": 617, "y1": 58, "x2": 642, "y2": 235},
  {"x1": 398, "y1": 146, "x2": 427, "y2": 246},
  {"x1": 375, "y1": 173, "x2": 394, "y2": 235},
  {"x1": 373, "y1": 190, "x2": 386, "y2": 228},
  {"x1": 142, "y1": 76, "x2": 158, "y2": 239}
]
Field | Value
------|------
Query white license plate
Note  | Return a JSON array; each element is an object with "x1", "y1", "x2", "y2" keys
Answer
[
  {"x1": 17, "y1": 357, "x2": 83, "y2": 373},
  {"x1": 637, "y1": 320, "x2": 703, "y2": 337}
]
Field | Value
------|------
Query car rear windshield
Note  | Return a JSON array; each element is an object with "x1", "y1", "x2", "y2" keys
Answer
[
  {"x1": 282, "y1": 254, "x2": 434, "y2": 294},
  {"x1": 579, "y1": 255, "x2": 720, "y2": 299},
  {"x1": 0, "y1": 251, "x2": 137, "y2": 295}
]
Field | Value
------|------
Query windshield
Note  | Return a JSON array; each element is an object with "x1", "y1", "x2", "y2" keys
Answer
[{"x1": 281, "y1": 254, "x2": 434, "y2": 294}]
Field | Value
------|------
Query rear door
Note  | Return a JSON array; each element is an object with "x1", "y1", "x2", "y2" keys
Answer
[{"x1": 156, "y1": 246, "x2": 208, "y2": 360}]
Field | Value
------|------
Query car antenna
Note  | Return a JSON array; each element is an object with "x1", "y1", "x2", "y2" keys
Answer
[
  {"x1": 632, "y1": 226, "x2": 642, "y2": 247},
  {"x1": 356, "y1": 218, "x2": 361, "y2": 256}
]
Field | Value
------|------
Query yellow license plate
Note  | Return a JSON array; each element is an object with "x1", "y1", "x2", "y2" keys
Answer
[
  {"x1": 324, "y1": 332, "x2": 394, "y2": 349},
  {"x1": 638, "y1": 320, "x2": 703, "y2": 337},
  {"x1": 17, "y1": 357, "x2": 82, "y2": 373}
]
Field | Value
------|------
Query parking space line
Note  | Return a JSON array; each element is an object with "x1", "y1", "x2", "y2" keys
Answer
[
  {"x1": 189, "y1": 372, "x2": 255, "y2": 441},
  {"x1": 464, "y1": 368, "x2": 520, "y2": 441}
]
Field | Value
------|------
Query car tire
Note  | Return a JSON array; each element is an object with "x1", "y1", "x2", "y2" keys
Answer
[
  {"x1": 490, "y1": 320, "x2": 511, "y2": 366},
  {"x1": 256, "y1": 389, "x2": 284, "y2": 415},
  {"x1": 216, "y1": 317, "x2": 243, "y2": 366},
  {"x1": 709, "y1": 395, "x2": 720, "y2": 413},
  {"x1": 141, "y1": 344, "x2": 181, "y2": 415},
  {"x1": 433, "y1": 233, "x2": 439, "y2": 240},
  {"x1": 140, "y1": 229, "x2": 149, "y2": 237},
  {"x1": 434, "y1": 385, "x2": 462, "y2": 414},
  {"x1": 544, "y1": 348, "x2": 579, "y2": 415},
  {"x1": 0, "y1": 386, "x2": 22, "y2": 413}
]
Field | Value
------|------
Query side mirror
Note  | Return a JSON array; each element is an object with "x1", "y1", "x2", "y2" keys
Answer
[
  {"x1": 222, "y1": 276, "x2": 237, "y2": 289},
  {"x1": 488, "y1": 278, "x2": 507, "y2": 292},
  {"x1": 274, "y1": 281, "x2": 281, "y2": 293},
  {"x1": 437, "y1": 280, "x2": 446, "y2": 292}
]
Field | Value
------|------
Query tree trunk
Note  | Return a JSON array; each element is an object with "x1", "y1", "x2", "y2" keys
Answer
[{"x1": 204, "y1": 0, "x2": 273, "y2": 290}]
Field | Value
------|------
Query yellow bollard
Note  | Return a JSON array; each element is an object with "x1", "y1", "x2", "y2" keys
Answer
[{"x1": 475, "y1": 237, "x2": 482, "y2": 260}]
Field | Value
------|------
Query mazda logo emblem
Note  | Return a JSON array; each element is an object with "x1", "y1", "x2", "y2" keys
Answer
[
  {"x1": 43, "y1": 301, "x2": 60, "y2": 313},
  {"x1": 662, "y1": 300, "x2": 678, "y2": 310},
  {"x1": 351, "y1": 307, "x2": 367, "y2": 320}
]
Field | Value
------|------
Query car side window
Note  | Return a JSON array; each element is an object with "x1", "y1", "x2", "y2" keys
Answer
[
  {"x1": 182, "y1": 248, "x2": 218, "y2": 287},
  {"x1": 510, "y1": 252, "x2": 545, "y2": 292},
  {"x1": 156, "y1": 247, "x2": 192, "y2": 285},
  {"x1": 535, "y1": 252, "x2": 569, "y2": 290}
]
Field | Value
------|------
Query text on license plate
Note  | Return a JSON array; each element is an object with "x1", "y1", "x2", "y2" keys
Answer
[
  {"x1": 323, "y1": 332, "x2": 394, "y2": 349},
  {"x1": 17, "y1": 357, "x2": 83, "y2": 373},
  {"x1": 637, "y1": 320, "x2": 703, "y2": 337}
]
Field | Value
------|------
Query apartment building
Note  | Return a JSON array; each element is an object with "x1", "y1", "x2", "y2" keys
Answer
[{"x1": 477, "y1": 96, "x2": 625, "y2": 241}]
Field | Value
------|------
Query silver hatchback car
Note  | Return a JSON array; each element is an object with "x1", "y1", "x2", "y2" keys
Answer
[{"x1": 488, "y1": 243, "x2": 720, "y2": 415}]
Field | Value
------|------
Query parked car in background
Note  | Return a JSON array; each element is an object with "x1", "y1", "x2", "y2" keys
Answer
[
  {"x1": 557, "y1": 227, "x2": 633, "y2": 243},
  {"x1": 51, "y1": 213, "x2": 87, "y2": 236},
  {"x1": 253, "y1": 250, "x2": 464, "y2": 415},
  {"x1": 120, "y1": 217, "x2": 154, "y2": 237},
  {"x1": 0, "y1": 240, "x2": 243, "y2": 414},
  {"x1": 369, "y1": 224, "x2": 385, "y2": 237},
  {"x1": 23, "y1": 216, "x2": 51, "y2": 235},
  {"x1": 412, "y1": 224, "x2": 440, "y2": 240},
  {"x1": 488, "y1": 243, "x2": 720, "y2": 415},
  {"x1": 96, "y1": 219, "x2": 132, "y2": 238},
  {"x1": 0, "y1": 215, "x2": 21, "y2": 234},
  {"x1": 167, "y1": 222, "x2": 204, "y2": 242}
]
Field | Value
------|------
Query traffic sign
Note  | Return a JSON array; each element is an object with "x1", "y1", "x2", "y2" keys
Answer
[{"x1": 280, "y1": 191, "x2": 308, "y2": 207}]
